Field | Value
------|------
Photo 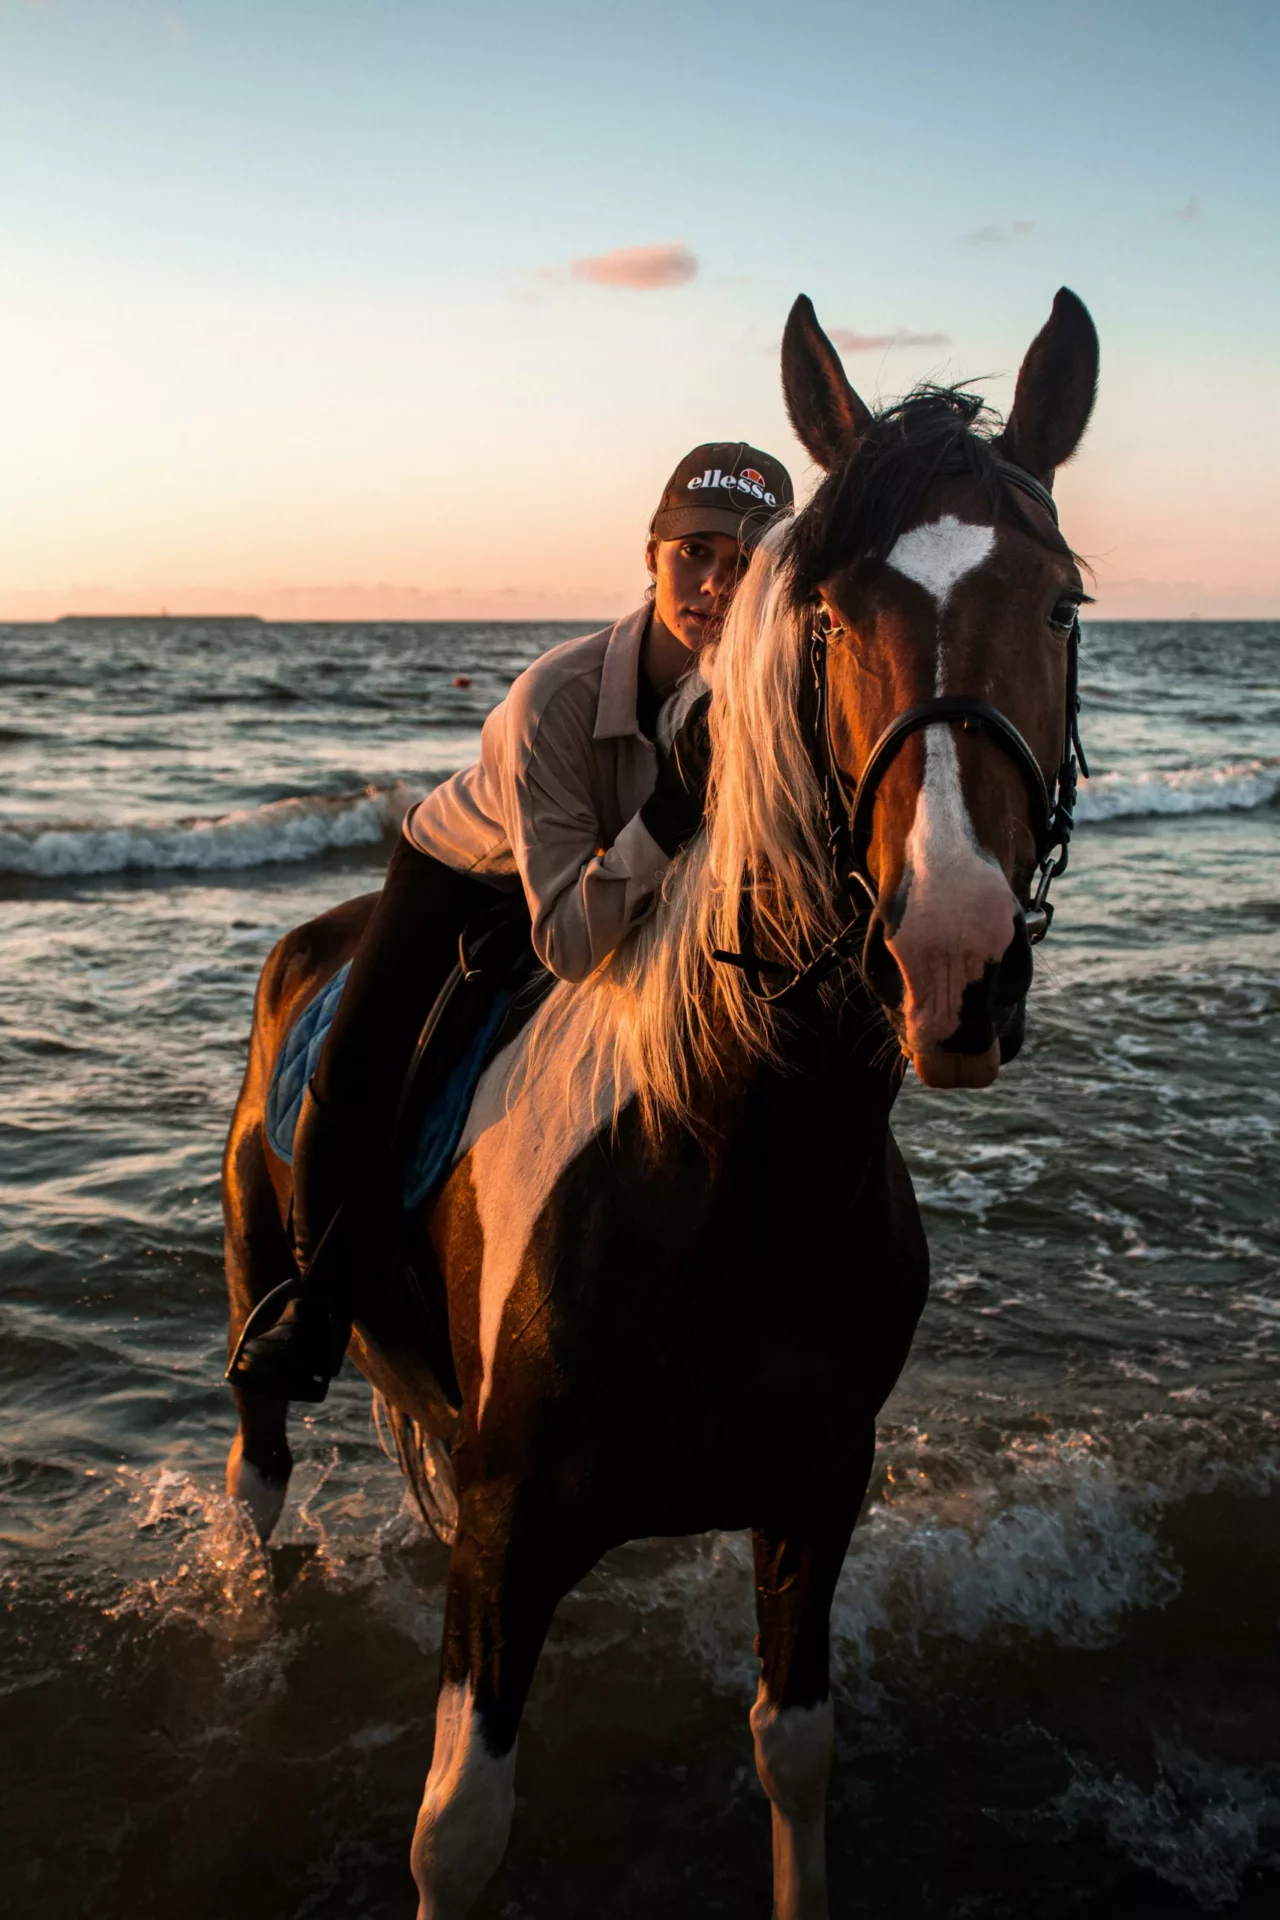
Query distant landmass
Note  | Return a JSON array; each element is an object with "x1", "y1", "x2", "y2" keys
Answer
[{"x1": 55, "y1": 612, "x2": 264, "y2": 624}]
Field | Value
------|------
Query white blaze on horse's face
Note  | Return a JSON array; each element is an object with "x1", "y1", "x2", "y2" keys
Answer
[
  {"x1": 882, "y1": 514, "x2": 1020, "y2": 1088},
  {"x1": 885, "y1": 514, "x2": 995, "y2": 612}
]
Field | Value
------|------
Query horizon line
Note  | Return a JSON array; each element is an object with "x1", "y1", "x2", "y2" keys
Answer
[{"x1": 4, "y1": 609, "x2": 1274, "y2": 628}]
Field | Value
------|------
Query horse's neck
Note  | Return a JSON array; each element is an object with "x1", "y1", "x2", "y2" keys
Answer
[
  {"x1": 459, "y1": 974, "x2": 898, "y2": 1225},
  {"x1": 701, "y1": 998, "x2": 900, "y2": 1164}
]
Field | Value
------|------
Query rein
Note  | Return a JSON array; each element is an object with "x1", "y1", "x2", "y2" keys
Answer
[{"x1": 713, "y1": 459, "x2": 1088, "y2": 1002}]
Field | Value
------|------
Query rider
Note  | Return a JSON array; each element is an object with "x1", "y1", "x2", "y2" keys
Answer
[{"x1": 233, "y1": 441, "x2": 794, "y2": 1401}]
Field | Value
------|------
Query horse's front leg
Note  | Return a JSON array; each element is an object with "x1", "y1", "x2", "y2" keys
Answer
[
  {"x1": 411, "y1": 1483, "x2": 598, "y2": 1920},
  {"x1": 750, "y1": 1435, "x2": 874, "y2": 1920}
]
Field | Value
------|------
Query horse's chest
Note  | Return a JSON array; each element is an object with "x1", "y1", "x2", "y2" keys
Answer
[{"x1": 439, "y1": 1016, "x2": 923, "y2": 1522}]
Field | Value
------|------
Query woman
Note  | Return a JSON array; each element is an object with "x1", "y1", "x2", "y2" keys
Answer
[{"x1": 234, "y1": 440, "x2": 794, "y2": 1400}]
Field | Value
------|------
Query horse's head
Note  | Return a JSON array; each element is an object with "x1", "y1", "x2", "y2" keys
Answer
[{"x1": 781, "y1": 290, "x2": 1098, "y2": 1089}]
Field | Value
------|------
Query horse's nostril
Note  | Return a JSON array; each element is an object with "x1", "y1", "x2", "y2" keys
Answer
[
  {"x1": 862, "y1": 913, "x2": 904, "y2": 1010},
  {"x1": 997, "y1": 914, "x2": 1034, "y2": 1008}
]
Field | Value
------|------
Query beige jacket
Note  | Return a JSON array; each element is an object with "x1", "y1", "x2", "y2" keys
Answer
[{"x1": 404, "y1": 606, "x2": 672, "y2": 982}]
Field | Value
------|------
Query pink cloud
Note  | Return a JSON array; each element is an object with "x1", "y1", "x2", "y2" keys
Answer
[
  {"x1": 568, "y1": 243, "x2": 698, "y2": 290},
  {"x1": 829, "y1": 327, "x2": 950, "y2": 353}
]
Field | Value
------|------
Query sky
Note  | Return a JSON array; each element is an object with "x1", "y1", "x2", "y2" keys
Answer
[{"x1": 0, "y1": 0, "x2": 1276, "y2": 621}]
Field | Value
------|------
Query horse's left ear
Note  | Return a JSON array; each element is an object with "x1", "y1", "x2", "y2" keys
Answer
[
  {"x1": 782, "y1": 294, "x2": 874, "y2": 471},
  {"x1": 1001, "y1": 288, "x2": 1099, "y2": 486}
]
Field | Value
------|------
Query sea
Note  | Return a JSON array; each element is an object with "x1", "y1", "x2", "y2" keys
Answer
[{"x1": 1, "y1": 615, "x2": 1278, "y2": 1918}]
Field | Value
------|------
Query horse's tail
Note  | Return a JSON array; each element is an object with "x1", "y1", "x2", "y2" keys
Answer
[{"x1": 372, "y1": 1391, "x2": 458, "y2": 1547}]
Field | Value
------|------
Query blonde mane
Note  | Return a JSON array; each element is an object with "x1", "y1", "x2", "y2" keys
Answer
[{"x1": 528, "y1": 519, "x2": 846, "y2": 1134}]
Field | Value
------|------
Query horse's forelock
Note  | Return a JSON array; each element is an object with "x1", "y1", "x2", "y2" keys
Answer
[{"x1": 784, "y1": 383, "x2": 1072, "y2": 607}]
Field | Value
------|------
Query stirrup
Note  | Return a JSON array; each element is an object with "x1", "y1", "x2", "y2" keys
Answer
[
  {"x1": 225, "y1": 1274, "x2": 305, "y2": 1383},
  {"x1": 225, "y1": 1218, "x2": 349, "y2": 1402}
]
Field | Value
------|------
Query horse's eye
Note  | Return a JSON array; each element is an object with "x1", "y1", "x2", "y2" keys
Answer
[{"x1": 1049, "y1": 597, "x2": 1080, "y2": 635}]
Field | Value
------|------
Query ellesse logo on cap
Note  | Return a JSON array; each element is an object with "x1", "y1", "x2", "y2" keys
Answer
[{"x1": 686, "y1": 465, "x2": 777, "y2": 506}]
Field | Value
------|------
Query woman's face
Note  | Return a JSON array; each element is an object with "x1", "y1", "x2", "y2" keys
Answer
[{"x1": 645, "y1": 532, "x2": 747, "y2": 653}]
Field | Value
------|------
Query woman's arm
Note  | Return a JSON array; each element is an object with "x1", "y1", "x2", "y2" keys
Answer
[
  {"x1": 497, "y1": 674, "x2": 674, "y2": 983},
  {"x1": 511, "y1": 754, "x2": 671, "y2": 985}
]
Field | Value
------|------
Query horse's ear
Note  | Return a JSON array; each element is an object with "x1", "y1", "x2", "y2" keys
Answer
[
  {"x1": 781, "y1": 294, "x2": 873, "y2": 471},
  {"x1": 1001, "y1": 287, "x2": 1099, "y2": 486}
]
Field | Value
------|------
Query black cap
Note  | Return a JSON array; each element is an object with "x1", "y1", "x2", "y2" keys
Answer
[{"x1": 651, "y1": 441, "x2": 794, "y2": 548}]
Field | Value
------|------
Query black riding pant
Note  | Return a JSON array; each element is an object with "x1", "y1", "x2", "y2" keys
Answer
[{"x1": 297, "y1": 837, "x2": 500, "y2": 1245}]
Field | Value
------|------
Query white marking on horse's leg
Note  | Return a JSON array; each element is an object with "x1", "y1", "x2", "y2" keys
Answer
[
  {"x1": 453, "y1": 998, "x2": 632, "y2": 1423},
  {"x1": 225, "y1": 1430, "x2": 288, "y2": 1542},
  {"x1": 886, "y1": 514, "x2": 995, "y2": 610},
  {"x1": 412, "y1": 1681, "x2": 516, "y2": 1920},
  {"x1": 750, "y1": 1685, "x2": 835, "y2": 1920}
]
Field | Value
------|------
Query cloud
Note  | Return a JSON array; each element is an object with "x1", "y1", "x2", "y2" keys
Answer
[
  {"x1": 964, "y1": 219, "x2": 1034, "y2": 245},
  {"x1": 829, "y1": 327, "x2": 950, "y2": 353},
  {"x1": 1173, "y1": 196, "x2": 1201, "y2": 221},
  {"x1": 567, "y1": 243, "x2": 698, "y2": 290}
]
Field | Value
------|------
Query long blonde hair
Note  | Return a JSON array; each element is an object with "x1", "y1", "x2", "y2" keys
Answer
[{"x1": 527, "y1": 519, "x2": 846, "y2": 1134}]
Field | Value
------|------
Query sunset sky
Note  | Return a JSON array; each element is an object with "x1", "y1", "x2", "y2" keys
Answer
[{"x1": 1, "y1": 0, "x2": 1275, "y2": 621}]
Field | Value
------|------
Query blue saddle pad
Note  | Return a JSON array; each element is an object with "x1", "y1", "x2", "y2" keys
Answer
[{"x1": 264, "y1": 962, "x2": 514, "y2": 1212}]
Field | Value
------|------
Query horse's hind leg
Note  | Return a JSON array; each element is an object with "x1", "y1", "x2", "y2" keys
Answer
[
  {"x1": 411, "y1": 1484, "x2": 598, "y2": 1919},
  {"x1": 223, "y1": 1103, "x2": 295, "y2": 1541},
  {"x1": 750, "y1": 1430, "x2": 874, "y2": 1920}
]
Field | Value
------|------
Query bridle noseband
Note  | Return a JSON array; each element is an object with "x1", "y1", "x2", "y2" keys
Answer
[{"x1": 714, "y1": 459, "x2": 1088, "y2": 1001}]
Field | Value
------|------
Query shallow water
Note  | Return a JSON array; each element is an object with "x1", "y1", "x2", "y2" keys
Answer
[{"x1": 1, "y1": 616, "x2": 1278, "y2": 1916}]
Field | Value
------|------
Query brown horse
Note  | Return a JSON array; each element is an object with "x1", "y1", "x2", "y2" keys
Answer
[{"x1": 223, "y1": 287, "x2": 1097, "y2": 1918}]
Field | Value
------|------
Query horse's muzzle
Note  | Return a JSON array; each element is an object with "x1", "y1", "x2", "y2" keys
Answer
[{"x1": 862, "y1": 910, "x2": 1034, "y2": 1086}]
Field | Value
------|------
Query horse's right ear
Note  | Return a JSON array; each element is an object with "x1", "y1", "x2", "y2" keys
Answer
[
  {"x1": 782, "y1": 295, "x2": 873, "y2": 471},
  {"x1": 1001, "y1": 288, "x2": 1099, "y2": 486}
]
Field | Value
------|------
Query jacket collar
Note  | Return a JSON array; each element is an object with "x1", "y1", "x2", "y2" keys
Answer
[{"x1": 593, "y1": 604, "x2": 652, "y2": 741}]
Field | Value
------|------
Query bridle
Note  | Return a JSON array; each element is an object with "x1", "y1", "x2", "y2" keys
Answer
[{"x1": 713, "y1": 459, "x2": 1088, "y2": 1002}]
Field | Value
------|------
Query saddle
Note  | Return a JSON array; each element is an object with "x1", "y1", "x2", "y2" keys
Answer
[
  {"x1": 264, "y1": 898, "x2": 542, "y2": 1208},
  {"x1": 240, "y1": 897, "x2": 547, "y2": 1410},
  {"x1": 391, "y1": 897, "x2": 547, "y2": 1201}
]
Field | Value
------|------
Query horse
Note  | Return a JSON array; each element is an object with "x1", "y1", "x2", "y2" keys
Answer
[{"x1": 222, "y1": 286, "x2": 1098, "y2": 1918}]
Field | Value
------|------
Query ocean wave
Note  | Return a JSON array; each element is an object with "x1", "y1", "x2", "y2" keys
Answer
[
  {"x1": 0, "y1": 782, "x2": 427, "y2": 877},
  {"x1": 607, "y1": 1428, "x2": 1183, "y2": 1701},
  {"x1": 1077, "y1": 758, "x2": 1280, "y2": 823},
  {"x1": 5, "y1": 754, "x2": 1276, "y2": 879},
  {"x1": 1002, "y1": 1746, "x2": 1280, "y2": 1910},
  {"x1": 105, "y1": 1417, "x2": 1279, "y2": 1681}
]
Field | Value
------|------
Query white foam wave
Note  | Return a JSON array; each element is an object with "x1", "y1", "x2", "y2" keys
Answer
[
  {"x1": 114, "y1": 1420, "x2": 1274, "y2": 1700},
  {"x1": 6, "y1": 753, "x2": 1274, "y2": 877},
  {"x1": 1076, "y1": 758, "x2": 1280, "y2": 823},
  {"x1": 595, "y1": 1429, "x2": 1180, "y2": 1702},
  {"x1": 839, "y1": 1431, "x2": 1176, "y2": 1660},
  {"x1": 0, "y1": 781, "x2": 426, "y2": 877},
  {"x1": 1006, "y1": 1747, "x2": 1280, "y2": 1909}
]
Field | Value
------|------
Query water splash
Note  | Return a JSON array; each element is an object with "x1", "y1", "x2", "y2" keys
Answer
[
  {"x1": 1003, "y1": 1746, "x2": 1280, "y2": 1909},
  {"x1": 107, "y1": 1466, "x2": 277, "y2": 1645}
]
